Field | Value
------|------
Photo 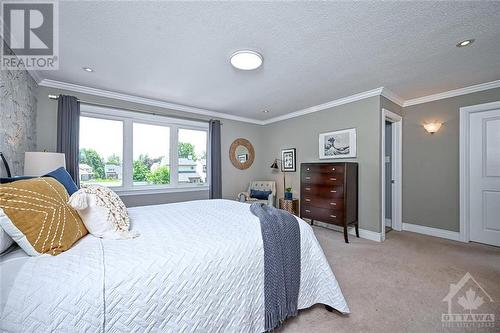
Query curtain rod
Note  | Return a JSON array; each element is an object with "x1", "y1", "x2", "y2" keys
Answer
[{"x1": 47, "y1": 94, "x2": 221, "y2": 125}]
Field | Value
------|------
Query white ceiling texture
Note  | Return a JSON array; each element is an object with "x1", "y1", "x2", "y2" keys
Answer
[{"x1": 36, "y1": 1, "x2": 500, "y2": 122}]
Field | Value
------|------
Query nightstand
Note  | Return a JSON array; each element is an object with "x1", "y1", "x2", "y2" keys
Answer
[{"x1": 279, "y1": 198, "x2": 299, "y2": 215}]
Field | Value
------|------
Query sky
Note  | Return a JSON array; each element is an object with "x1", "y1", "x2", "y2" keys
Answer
[{"x1": 79, "y1": 117, "x2": 207, "y2": 162}]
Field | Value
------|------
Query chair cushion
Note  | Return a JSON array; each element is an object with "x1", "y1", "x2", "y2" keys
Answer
[
  {"x1": 250, "y1": 189, "x2": 272, "y2": 200},
  {"x1": 45, "y1": 167, "x2": 79, "y2": 195},
  {"x1": 0, "y1": 177, "x2": 88, "y2": 256}
]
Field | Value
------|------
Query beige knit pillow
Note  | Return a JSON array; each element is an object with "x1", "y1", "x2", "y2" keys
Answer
[
  {"x1": 69, "y1": 185, "x2": 138, "y2": 239},
  {"x1": 0, "y1": 177, "x2": 88, "y2": 256}
]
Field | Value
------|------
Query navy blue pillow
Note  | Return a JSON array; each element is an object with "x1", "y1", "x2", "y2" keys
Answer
[
  {"x1": 0, "y1": 176, "x2": 35, "y2": 184},
  {"x1": 44, "y1": 167, "x2": 79, "y2": 195},
  {"x1": 250, "y1": 189, "x2": 272, "y2": 200}
]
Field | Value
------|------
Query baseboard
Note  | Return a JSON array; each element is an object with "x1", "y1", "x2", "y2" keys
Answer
[
  {"x1": 385, "y1": 218, "x2": 392, "y2": 227},
  {"x1": 313, "y1": 221, "x2": 382, "y2": 242},
  {"x1": 402, "y1": 223, "x2": 461, "y2": 242}
]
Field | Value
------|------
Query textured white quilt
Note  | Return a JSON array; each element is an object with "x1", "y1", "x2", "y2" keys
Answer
[{"x1": 0, "y1": 199, "x2": 348, "y2": 332}]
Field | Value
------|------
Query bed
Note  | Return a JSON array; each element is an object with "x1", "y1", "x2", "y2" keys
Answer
[{"x1": 0, "y1": 199, "x2": 349, "y2": 332}]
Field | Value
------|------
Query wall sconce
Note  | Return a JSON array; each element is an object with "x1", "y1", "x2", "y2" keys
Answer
[{"x1": 423, "y1": 122, "x2": 442, "y2": 134}]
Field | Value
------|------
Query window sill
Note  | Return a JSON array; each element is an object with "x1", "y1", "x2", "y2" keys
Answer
[{"x1": 114, "y1": 186, "x2": 209, "y2": 196}]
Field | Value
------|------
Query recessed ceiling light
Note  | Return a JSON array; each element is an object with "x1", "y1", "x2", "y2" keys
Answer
[
  {"x1": 230, "y1": 50, "x2": 263, "y2": 70},
  {"x1": 456, "y1": 39, "x2": 474, "y2": 47},
  {"x1": 262, "y1": 110, "x2": 269, "y2": 113},
  {"x1": 82, "y1": 67, "x2": 94, "y2": 72}
]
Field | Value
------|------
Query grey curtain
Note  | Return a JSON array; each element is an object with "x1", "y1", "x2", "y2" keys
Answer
[
  {"x1": 209, "y1": 119, "x2": 222, "y2": 199},
  {"x1": 57, "y1": 95, "x2": 80, "y2": 186}
]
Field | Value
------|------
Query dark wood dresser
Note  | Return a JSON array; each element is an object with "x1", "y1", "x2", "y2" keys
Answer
[{"x1": 300, "y1": 162, "x2": 358, "y2": 243}]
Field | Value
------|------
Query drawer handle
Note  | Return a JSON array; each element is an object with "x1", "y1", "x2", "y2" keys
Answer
[
  {"x1": 305, "y1": 177, "x2": 311, "y2": 180},
  {"x1": 330, "y1": 178, "x2": 336, "y2": 181},
  {"x1": 305, "y1": 187, "x2": 311, "y2": 191},
  {"x1": 305, "y1": 209, "x2": 311, "y2": 213},
  {"x1": 305, "y1": 199, "x2": 311, "y2": 202},
  {"x1": 330, "y1": 202, "x2": 336, "y2": 205},
  {"x1": 330, "y1": 190, "x2": 337, "y2": 193},
  {"x1": 332, "y1": 168, "x2": 336, "y2": 171},
  {"x1": 329, "y1": 215, "x2": 337, "y2": 218},
  {"x1": 306, "y1": 168, "x2": 310, "y2": 171}
]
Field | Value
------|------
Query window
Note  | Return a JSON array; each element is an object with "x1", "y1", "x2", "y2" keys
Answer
[
  {"x1": 78, "y1": 105, "x2": 209, "y2": 193},
  {"x1": 133, "y1": 123, "x2": 170, "y2": 186},
  {"x1": 79, "y1": 116, "x2": 123, "y2": 187},
  {"x1": 178, "y1": 129, "x2": 207, "y2": 185}
]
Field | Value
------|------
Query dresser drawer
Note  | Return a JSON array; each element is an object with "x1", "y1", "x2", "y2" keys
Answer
[
  {"x1": 303, "y1": 164, "x2": 345, "y2": 174},
  {"x1": 301, "y1": 172, "x2": 344, "y2": 185},
  {"x1": 302, "y1": 184, "x2": 344, "y2": 198},
  {"x1": 301, "y1": 206, "x2": 344, "y2": 225},
  {"x1": 302, "y1": 196, "x2": 344, "y2": 210}
]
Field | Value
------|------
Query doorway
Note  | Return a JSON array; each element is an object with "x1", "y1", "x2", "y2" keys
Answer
[
  {"x1": 460, "y1": 101, "x2": 500, "y2": 246},
  {"x1": 385, "y1": 121, "x2": 393, "y2": 233},
  {"x1": 381, "y1": 109, "x2": 402, "y2": 241}
]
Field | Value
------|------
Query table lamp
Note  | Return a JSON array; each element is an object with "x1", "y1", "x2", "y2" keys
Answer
[{"x1": 24, "y1": 152, "x2": 66, "y2": 176}]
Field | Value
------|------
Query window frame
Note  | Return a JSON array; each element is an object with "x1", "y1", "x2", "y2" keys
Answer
[{"x1": 80, "y1": 104, "x2": 209, "y2": 195}]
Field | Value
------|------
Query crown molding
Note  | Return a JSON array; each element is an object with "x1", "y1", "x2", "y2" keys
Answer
[
  {"x1": 381, "y1": 88, "x2": 404, "y2": 107},
  {"x1": 261, "y1": 87, "x2": 384, "y2": 125},
  {"x1": 37, "y1": 77, "x2": 500, "y2": 126},
  {"x1": 38, "y1": 79, "x2": 265, "y2": 125},
  {"x1": 403, "y1": 79, "x2": 500, "y2": 107}
]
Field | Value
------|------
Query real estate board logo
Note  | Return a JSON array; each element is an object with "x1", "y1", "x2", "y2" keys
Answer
[
  {"x1": 442, "y1": 272, "x2": 495, "y2": 328},
  {"x1": 1, "y1": 0, "x2": 59, "y2": 70}
]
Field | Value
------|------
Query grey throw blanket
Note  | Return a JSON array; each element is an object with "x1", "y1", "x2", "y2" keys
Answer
[{"x1": 250, "y1": 203, "x2": 301, "y2": 331}]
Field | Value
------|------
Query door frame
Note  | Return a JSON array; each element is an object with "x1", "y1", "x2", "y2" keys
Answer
[
  {"x1": 381, "y1": 108, "x2": 403, "y2": 241},
  {"x1": 459, "y1": 100, "x2": 500, "y2": 243}
]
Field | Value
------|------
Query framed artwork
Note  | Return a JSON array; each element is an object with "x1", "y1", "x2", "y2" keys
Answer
[
  {"x1": 281, "y1": 148, "x2": 296, "y2": 172},
  {"x1": 237, "y1": 154, "x2": 248, "y2": 163},
  {"x1": 319, "y1": 128, "x2": 357, "y2": 159}
]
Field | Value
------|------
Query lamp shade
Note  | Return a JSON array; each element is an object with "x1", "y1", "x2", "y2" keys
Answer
[
  {"x1": 270, "y1": 160, "x2": 279, "y2": 169},
  {"x1": 24, "y1": 152, "x2": 66, "y2": 176},
  {"x1": 423, "y1": 122, "x2": 442, "y2": 134}
]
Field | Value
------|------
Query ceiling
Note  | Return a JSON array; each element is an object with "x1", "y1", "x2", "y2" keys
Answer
[{"x1": 37, "y1": 1, "x2": 500, "y2": 120}]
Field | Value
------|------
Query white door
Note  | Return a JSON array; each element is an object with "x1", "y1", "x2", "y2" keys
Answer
[{"x1": 469, "y1": 108, "x2": 500, "y2": 246}]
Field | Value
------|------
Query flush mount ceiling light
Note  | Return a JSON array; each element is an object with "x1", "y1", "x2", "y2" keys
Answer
[
  {"x1": 456, "y1": 39, "x2": 474, "y2": 47},
  {"x1": 230, "y1": 50, "x2": 263, "y2": 70},
  {"x1": 262, "y1": 110, "x2": 269, "y2": 113},
  {"x1": 82, "y1": 67, "x2": 94, "y2": 72}
]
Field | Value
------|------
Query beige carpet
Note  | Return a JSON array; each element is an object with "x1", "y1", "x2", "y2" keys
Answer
[{"x1": 279, "y1": 227, "x2": 500, "y2": 333}]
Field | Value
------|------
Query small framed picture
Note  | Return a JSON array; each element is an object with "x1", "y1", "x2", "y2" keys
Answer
[
  {"x1": 319, "y1": 128, "x2": 357, "y2": 159},
  {"x1": 281, "y1": 148, "x2": 296, "y2": 172},
  {"x1": 238, "y1": 154, "x2": 248, "y2": 163}
]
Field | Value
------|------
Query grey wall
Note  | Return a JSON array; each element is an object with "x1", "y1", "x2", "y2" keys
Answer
[
  {"x1": 381, "y1": 96, "x2": 404, "y2": 117},
  {"x1": 402, "y1": 87, "x2": 500, "y2": 231},
  {"x1": 260, "y1": 96, "x2": 382, "y2": 233},
  {"x1": 35, "y1": 86, "x2": 382, "y2": 232},
  {"x1": 0, "y1": 48, "x2": 38, "y2": 177},
  {"x1": 36, "y1": 86, "x2": 265, "y2": 206},
  {"x1": 34, "y1": 82, "x2": 500, "y2": 235}
]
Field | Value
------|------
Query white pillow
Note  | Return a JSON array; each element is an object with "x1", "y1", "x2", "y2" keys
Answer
[
  {"x1": 0, "y1": 209, "x2": 14, "y2": 253},
  {"x1": 68, "y1": 185, "x2": 139, "y2": 240}
]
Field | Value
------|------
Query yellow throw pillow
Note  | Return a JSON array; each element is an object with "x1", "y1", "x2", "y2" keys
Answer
[{"x1": 0, "y1": 177, "x2": 88, "y2": 256}]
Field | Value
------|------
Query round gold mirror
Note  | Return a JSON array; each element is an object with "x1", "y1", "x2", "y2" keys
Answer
[{"x1": 229, "y1": 138, "x2": 255, "y2": 170}]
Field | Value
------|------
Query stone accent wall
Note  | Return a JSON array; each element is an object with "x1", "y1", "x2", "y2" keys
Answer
[{"x1": 0, "y1": 46, "x2": 38, "y2": 177}]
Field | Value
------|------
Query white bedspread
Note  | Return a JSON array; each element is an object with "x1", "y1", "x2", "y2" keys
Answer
[{"x1": 0, "y1": 199, "x2": 348, "y2": 332}]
